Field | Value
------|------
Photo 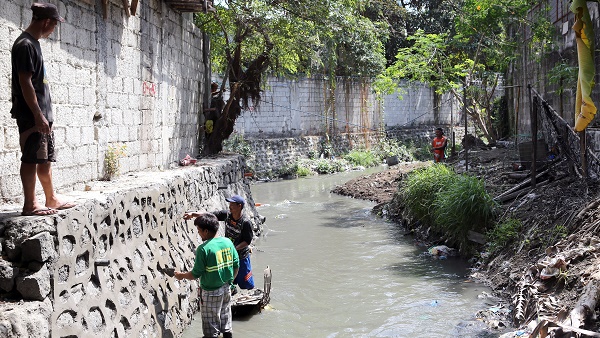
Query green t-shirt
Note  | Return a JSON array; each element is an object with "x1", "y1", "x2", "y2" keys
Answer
[{"x1": 191, "y1": 237, "x2": 240, "y2": 291}]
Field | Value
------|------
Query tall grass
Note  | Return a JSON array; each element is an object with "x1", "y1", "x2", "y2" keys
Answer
[
  {"x1": 400, "y1": 164, "x2": 497, "y2": 254},
  {"x1": 401, "y1": 164, "x2": 457, "y2": 225},
  {"x1": 433, "y1": 175, "x2": 497, "y2": 253}
]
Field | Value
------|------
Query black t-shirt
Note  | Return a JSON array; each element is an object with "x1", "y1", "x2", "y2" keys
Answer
[
  {"x1": 213, "y1": 210, "x2": 254, "y2": 259},
  {"x1": 11, "y1": 32, "x2": 53, "y2": 126}
]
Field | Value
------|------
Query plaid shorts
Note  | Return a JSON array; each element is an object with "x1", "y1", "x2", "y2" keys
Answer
[{"x1": 200, "y1": 283, "x2": 232, "y2": 337}]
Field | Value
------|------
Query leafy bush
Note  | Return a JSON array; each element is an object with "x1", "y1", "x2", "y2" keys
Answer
[
  {"x1": 314, "y1": 159, "x2": 345, "y2": 174},
  {"x1": 223, "y1": 133, "x2": 252, "y2": 157},
  {"x1": 278, "y1": 161, "x2": 314, "y2": 178},
  {"x1": 409, "y1": 139, "x2": 434, "y2": 161},
  {"x1": 296, "y1": 164, "x2": 312, "y2": 177},
  {"x1": 401, "y1": 164, "x2": 457, "y2": 225},
  {"x1": 433, "y1": 174, "x2": 497, "y2": 253},
  {"x1": 374, "y1": 138, "x2": 409, "y2": 161},
  {"x1": 343, "y1": 149, "x2": 378, "y2": 167},
  {"x1": 487, "y1": 218, "x2": 522, "y2": 253}
]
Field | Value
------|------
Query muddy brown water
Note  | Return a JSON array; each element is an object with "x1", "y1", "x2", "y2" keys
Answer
[{"x1": 183, "y1": 168, "x2": 498, "y2": 337}]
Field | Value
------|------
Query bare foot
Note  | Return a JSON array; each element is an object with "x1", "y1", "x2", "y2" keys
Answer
[{"x1": 46, "y1": 199, "x2": 77, "y2": 210}]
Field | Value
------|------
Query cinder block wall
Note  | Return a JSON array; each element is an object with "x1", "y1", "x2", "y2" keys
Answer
[
  {"x1": 0, "y1": 0, "x2": 206, "y2": 202},
  {"x1": 0, "y1": 155, "x2": 260, "y2": 337},
  {"x1": 233, "y1": 77, "x2": 459, "y2": 138}
]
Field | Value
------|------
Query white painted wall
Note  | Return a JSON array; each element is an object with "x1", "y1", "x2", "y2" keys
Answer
[
  {"x1": 0, "y1": 0, "x2": 206, "y2": 201},
  {"x1": 232, "y1": 77, "x2": 460, "y2": 138}
]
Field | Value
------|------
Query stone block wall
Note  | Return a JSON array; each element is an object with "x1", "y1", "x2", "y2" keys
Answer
[
  {"x1": 383, "y1": 82, "x2": 460, "y2": 128},
  {"x1": 232, "y1": 77, "x2": 459, "y2": 139},
  {"x1": 0, "y1": 155, "x2": 260, "y2": 337},
  {"x1": 234, "y1": 77, "x2": 383, "y2": 138},
  {"x1": 244, "y1": 132, "x2": 382, "y2": 176},
  {"x1": 0, "y1": 0, "x2": 206, "y2": 202}
]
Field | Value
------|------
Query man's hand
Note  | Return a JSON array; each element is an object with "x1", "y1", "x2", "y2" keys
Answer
[
  {"x1": 34, "y1": 115, "x2": 51, "y2": 134},
  {"x1": 183, "y1": 211, "x2": 201, "y2": 220},
  {"x1": 18, "y1": 71, "x2": 50, "y2": 134}
]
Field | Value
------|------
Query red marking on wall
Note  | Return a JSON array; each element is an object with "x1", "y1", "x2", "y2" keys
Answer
[{"x1": 143, "y1": 81, "x2": 156, "y2": 96}]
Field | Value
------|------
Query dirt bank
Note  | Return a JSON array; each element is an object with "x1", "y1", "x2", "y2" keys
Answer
[{"x1": 332, "y1": 146, "x2": 600, "y2": 337}]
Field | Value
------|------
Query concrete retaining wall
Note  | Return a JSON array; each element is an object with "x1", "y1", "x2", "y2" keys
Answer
[
  {"x1": 0, "y1": 0, "x2": 206, "y2": 202},
  {"x1": 0, "y1": 155, "x2": 260, "y2": 337}
]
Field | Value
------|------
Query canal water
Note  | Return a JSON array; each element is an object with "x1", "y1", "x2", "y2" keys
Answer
[{"x1": 183, "y1": 168, "x2": 496, "y2": 337}]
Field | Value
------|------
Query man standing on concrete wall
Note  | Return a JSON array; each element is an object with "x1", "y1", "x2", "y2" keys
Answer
[{"x1": 11, "y1": 3, "x2": 75, "y2": 216}]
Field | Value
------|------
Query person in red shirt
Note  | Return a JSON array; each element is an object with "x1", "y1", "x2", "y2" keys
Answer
[{"x1": 432, "y1": 128, "x2": 448, "y2": 162}]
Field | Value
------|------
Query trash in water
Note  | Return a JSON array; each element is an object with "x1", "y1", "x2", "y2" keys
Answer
[{"x1": 428, "y1": 245, "x2": 458, "y2": 258}]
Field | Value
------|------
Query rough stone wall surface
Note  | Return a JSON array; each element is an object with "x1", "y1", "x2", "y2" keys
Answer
[
  {"x1": 232, "y1": 77, "x2": 457, "y2": 138},
  {"x1": 0, "y1": 0, "x2": 205, "y2": 202},
  {"x1": 0, "y1": 155, "x2": 259, "y2": 337},
  {"x1": 245, "y1": 133, "x2": 381, "y2": 175}
]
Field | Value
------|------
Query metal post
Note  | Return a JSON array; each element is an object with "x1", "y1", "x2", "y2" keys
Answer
[{"x1": 529, "y1": 85, "x2": 537, "y2": 188}]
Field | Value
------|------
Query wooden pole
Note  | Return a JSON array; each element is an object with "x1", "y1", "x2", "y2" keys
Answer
[
  {"x1": 463, "y1": 82, "x2": 468, "y2": 171},
  {"x1": 581, "y1": 130, "x2": 588, "y2": 178},
  {"x1": 529, "y1": 85, "x2": 537, "y2": 188}
]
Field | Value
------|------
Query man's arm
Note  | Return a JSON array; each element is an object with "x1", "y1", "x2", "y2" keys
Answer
[
  {"x1": 18, "y1": 71, "x2": 50, "y2": 134},
  {"x1": 174, "y1": 271, "x2": 196, "y2": 280}
]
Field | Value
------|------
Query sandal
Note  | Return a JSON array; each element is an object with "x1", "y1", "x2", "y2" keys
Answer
[{"x1": 21, "y1": 208, "x2": 57, "y2": 216}]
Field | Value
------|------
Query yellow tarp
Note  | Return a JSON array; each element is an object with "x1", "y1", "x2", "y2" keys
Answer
[{"x1": 571, "y1": 0, "x2": 597, "y2": 132}]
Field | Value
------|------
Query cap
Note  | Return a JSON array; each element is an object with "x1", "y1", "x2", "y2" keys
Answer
[
  {"x1": 31, "y1": 2, "x2": 65, "y2": 22},
  {"x1": 225, "y1": 195, "x2": 245, "y2": 205}
]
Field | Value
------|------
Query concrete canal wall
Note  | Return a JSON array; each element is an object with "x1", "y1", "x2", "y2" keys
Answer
[{"x1": 0, "y1": 155, "x2": 261, "y2": 337}]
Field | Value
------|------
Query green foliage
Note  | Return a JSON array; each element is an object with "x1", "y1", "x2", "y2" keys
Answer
[
  {"x1": 320, "y1": 140, "x2": 334, "y2": 158},
  {"x1": 343, "y1": 149, "x2": 378, "y2": 167},
  {"x1": 487, "y1": 218, "x2": 522, "y2": 253},
  {"x1": 400, "y1": 164, "x2": 497, "y2": 254},
  {"x1": 401, "y1": 164, "x2": 457, "y2": 225},
  {"x1": 277, "y1": 161, "x2": 314, "y2": 178},
  {"x1": 314, "y1": 159, "x2": 346, "y2": 174},
  {"x1": 104, "y1": 144, "x2": 127, "y2": 180},
  {"x1": 544, "y1": 224, "x2": 568, "y2": 247},
  {"x1": 373, "y1": 138, "x2": 415, "y2": 162},
  {"x1": 548, "y1": 62, "x2": 578, "y2": 95},
  {"x1": 195, "y1": 0, "x2": 388, "y2": 78},
  {"x1": 296, "y1": 164, "x2": 313, "y2": 177},
  {"x1": 433, "y1": 175, "x2": 497, "y2": 253},
  {"x1": 223, "y1": 133, "x2": 253, "y2": 157}
]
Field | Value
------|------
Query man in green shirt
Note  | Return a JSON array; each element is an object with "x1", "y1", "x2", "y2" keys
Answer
[{"x1": 175, "y1": 213, "x2": 239, "y2": 338}]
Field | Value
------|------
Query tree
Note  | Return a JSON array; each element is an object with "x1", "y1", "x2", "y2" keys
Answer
[
  {"x1": 195, "y1": 0, "x2": 388, "y2": 155},
  {"x1": 377, "y1": 0, "x2": 531, "y2": 143}
]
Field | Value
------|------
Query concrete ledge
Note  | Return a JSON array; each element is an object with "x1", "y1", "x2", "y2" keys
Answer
[{"x1": 0, "y1": 154, "x2": 261, "y2": 337}]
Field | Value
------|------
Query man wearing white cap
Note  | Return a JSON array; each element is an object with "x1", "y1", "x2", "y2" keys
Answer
[{"x1": 11, "y1": 3, "x2": 75, "y2": 216}]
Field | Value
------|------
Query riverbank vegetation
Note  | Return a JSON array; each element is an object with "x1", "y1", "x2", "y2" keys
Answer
[
  {"x1": 398, "y1": 164, "x2": 496, "y2": 254},
  {"x1": 227, "y1": 136, "x2": 434, "y2": 179}
]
